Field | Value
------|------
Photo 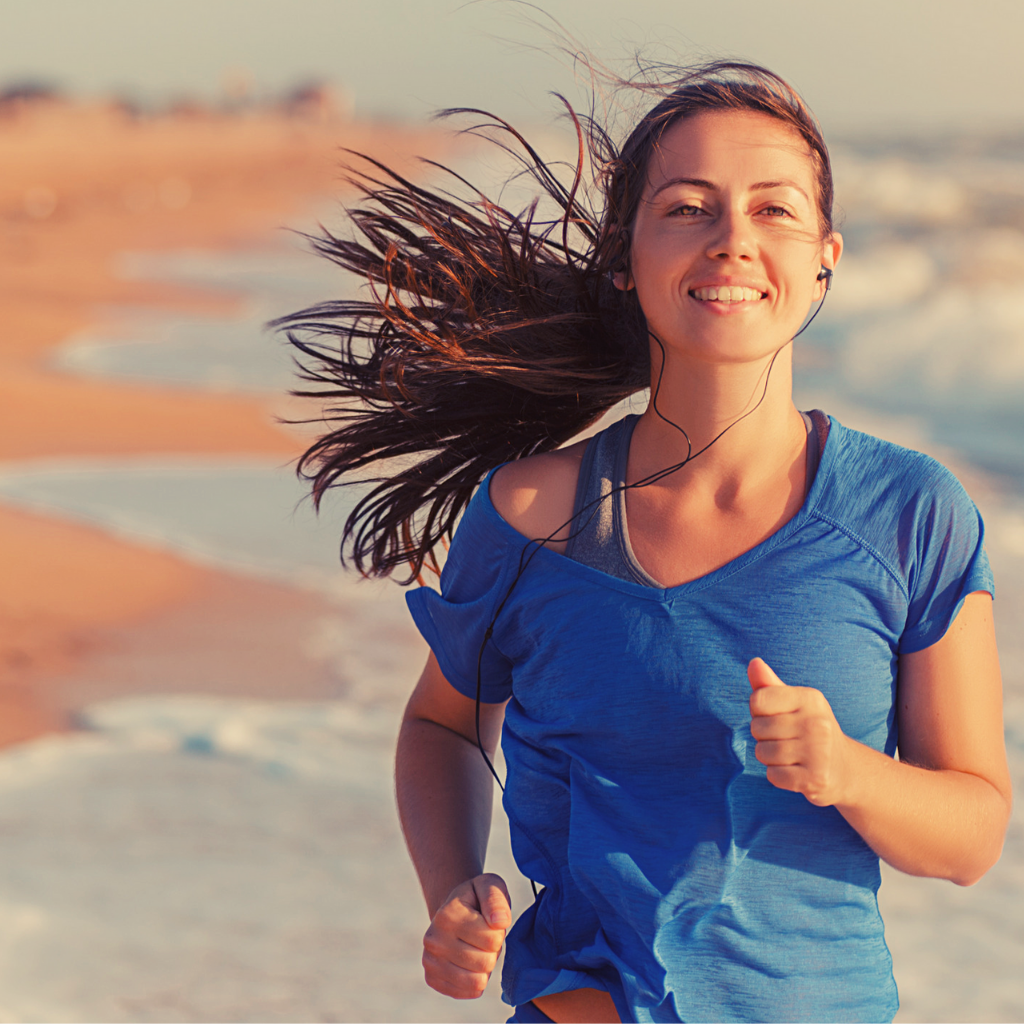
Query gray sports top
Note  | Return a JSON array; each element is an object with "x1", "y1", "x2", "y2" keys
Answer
[{"x1": 564, "y1": 410, "x2": 827, "y2": 585}]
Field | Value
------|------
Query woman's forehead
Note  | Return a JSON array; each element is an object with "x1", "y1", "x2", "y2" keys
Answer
[{"x1": 645, "y1": 110, "x2": 816, "y2": 193}]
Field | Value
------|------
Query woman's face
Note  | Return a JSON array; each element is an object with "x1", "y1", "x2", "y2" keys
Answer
[{"x1": 618, "y1": 109, "x2": 842, "y2": 365}]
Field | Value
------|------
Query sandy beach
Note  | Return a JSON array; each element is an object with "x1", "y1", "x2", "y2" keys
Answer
[{"x1": 0, "y1": 94, "x2": 446, "y2": 744}]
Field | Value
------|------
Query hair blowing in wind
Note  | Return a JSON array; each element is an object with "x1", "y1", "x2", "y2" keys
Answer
[{"x1": 274, "y1": 59, "x2": 833, "y2": 583}]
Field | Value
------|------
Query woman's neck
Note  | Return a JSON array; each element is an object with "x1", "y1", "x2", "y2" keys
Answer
[{"x1": 630, "y1": 344, "x2": 805, "y2": 502}]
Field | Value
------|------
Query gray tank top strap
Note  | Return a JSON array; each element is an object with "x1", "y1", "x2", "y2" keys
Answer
[
  {"x1": 564, "y1": 415, "x2": 661, "y2": 586},
  {"x1": 564, "y1": 410, "x2": 829, "y2": 588}
]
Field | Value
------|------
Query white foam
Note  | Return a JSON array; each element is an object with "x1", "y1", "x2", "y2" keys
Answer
[
  {"x1": 79, "y1": 694, "x2": 397, "y2": 788},
  {"x1": 840, "y1": 285, "x2": 1024, "y2": 406},
  {"x1": 0, "y1": 456, "x2": 371, "y2": 595},
  {"x1": 0, "y1": 694, "x2": 529, "y2": 1022},
  {"x1": 833, "y1": 152, "x2": 967, "y2": 224},
  {"x1": 827, "y1": 244, "x2": 936, "y2": 313}
]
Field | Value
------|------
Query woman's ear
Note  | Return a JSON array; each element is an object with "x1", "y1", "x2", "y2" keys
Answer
[
  {"x1": 814, "y1": 231, "x2": 843, "y2": 299},
  {"x1": 612, "y1": 269, "x2": 634, "y2": 291},
  {"x1": 606, "y1": 226, "x2": 633, "y2": 291}
]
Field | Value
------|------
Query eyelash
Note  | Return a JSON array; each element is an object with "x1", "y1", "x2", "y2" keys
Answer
[{"x1": 668, "y1": 204, "x2": 793, "y2": 218}]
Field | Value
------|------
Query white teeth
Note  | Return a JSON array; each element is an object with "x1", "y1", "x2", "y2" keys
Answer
[{"x1": 692, "y1": 286, "x2": 764, "y2": 303}]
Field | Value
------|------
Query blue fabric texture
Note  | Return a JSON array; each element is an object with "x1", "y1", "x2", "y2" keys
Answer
[{"x1": 406, "y1": 415, "x2": 994, "y2": 1024}]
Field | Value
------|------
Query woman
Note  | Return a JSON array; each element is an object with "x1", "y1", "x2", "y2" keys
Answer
[{"x1": 281, "y1": 62, "x2": 1011, "y2": 1023}]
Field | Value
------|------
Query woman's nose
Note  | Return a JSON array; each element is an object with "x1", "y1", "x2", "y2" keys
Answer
[{"x1": 705, "y1": 207, "x2": 754, "y2": 261}]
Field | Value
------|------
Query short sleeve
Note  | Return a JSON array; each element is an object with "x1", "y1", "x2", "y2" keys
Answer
[
  {"x1": 899, "y1": 467, "x2": 995, "y2": 654},
  {"x1": 405, "y1": 472, "x2": 515, "y2": 702}
]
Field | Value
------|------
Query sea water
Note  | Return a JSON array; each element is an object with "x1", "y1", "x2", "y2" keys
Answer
[
  {"x1": 798, "y1": 135, "x2": 1024, "y2": 489},
  {"x1": 0, "y1": 134, "x2": 1022, "y2": 1021}
]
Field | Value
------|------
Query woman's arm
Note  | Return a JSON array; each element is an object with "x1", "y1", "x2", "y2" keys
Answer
[
  {"x1": 750, "y1": 591, "x2": 1012, "y2": 885},
  {"x1": 396, "y1": 651, "x2": 512, "y2": 998}
]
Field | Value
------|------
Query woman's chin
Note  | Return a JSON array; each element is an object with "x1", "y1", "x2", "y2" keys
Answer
[{"x1": 652, "y1": 324, "x2": 797, "y2": 368}]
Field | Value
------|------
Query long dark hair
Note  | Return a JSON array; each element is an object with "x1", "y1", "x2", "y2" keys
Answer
[{"x1": 275, "y1": 60, "x2": 834, "y2": 583}]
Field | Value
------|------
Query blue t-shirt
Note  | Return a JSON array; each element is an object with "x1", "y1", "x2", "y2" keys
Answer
[{"x1": 406, "y1": 416, "x2": 994, "y2": 1024}]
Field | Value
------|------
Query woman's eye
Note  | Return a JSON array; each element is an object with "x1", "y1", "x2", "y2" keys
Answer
[
  {"x1": 762, "y1": 205, "x2": 791, "y2": 218},
  {"x1": 670, "y1": 204, "x2": 704, "y2": 217}
]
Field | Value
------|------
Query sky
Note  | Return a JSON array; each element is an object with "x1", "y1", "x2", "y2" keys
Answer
[{"x1": 2, "y1": 0, "x2": 1023, "y2": 133}]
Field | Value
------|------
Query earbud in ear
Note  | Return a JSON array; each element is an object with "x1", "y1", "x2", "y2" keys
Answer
[
  {"x1": 610, "y1": 268, "x2": 633, "y2": 291},
  {"x1": 606, "y1": 227, "x2": 632, "y2": 290},
  {"x1": 816, "y1": 267, "x2": 833, "y2": 290}
]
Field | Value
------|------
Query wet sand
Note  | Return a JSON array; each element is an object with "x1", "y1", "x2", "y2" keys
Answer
[{"x1": 0, "y1": 96, "x2": 447, "y2": 745}]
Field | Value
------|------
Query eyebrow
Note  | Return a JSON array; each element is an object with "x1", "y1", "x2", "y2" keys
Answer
[{"x1": 650, "y1": 177, "x2": 810, "y2": 201}]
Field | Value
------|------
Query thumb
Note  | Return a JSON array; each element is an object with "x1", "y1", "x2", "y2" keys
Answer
[
  {"x1": 472, "y1": 873, "x2": 512, "y2": 930},
  {"x1": 748, "y1": 657, "x2": 787, "y2": 690}
]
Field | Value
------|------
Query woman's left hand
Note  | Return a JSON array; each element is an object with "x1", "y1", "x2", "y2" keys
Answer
[
  {"x1": 748, "y1": 597, "x2": 1010, "y2": 884},
  {"x1": 748, "y1": 657, "x2": 852, "y2": 807}
]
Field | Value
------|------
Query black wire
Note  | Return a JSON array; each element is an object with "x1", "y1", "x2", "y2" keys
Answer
[{"x1": 471, "y1": 287, "x2": 830, "y2": 898}]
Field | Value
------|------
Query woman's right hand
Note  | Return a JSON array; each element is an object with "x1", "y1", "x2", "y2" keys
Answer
[{"x1": 422, "y1": 873, "x2": 512, "y2": 999}]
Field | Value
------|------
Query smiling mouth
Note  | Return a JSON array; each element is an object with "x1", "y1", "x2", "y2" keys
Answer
[{"x1": 690, "y1": 286, "x2": 767, "y2": 303}]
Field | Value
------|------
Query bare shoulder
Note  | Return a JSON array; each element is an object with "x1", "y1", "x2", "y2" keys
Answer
[{"x1": 489, "y1": 439, "x2": 588, "y2": 553}]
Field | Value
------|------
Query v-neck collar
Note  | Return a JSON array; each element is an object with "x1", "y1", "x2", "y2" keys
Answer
[{"x1": 483, "y1": 413, "x2": 838, "y2": 602}]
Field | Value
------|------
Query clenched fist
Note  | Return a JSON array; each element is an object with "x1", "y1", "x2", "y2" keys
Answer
[
  {"x1": 423, "y1": 873, "x2": 512, "y2": 999},
  {"x1": 748, "y1": 657, "x2": 854, "y2": 807}
]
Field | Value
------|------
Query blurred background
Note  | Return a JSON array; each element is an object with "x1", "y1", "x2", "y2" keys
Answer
[{"x1": 0, "y1": 1, "x2": 1022, "y2": 1020}]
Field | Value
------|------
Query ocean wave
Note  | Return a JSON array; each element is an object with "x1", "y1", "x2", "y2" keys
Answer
[
  {"x1": 840, "y1": 285, "x2": 1024, "y2": 407},
  {"x1": 0, "y1": 694, "x2": 518, "y2": 1024},
  {"x1": 833, "y1": 153, "x2": 967, "y2": 225},
  {"x1": 0, "y1": 457, "x2": 369, "y2": 594},
  {"x1": 79, "y1": 695, "x2": 398, "y2": 788},
  {"x1": 827, "y1": 244, "x2": 936, "y2": 313}
]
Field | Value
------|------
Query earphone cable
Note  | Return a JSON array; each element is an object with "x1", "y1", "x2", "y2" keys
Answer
[{"x1": 470, "y1": 287, "x2": 830, "y2": 896}]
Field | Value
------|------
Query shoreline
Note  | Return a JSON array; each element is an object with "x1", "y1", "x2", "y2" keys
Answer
[{"x1": 0, "y1": 97, "x2": 449, "y2": 748}]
